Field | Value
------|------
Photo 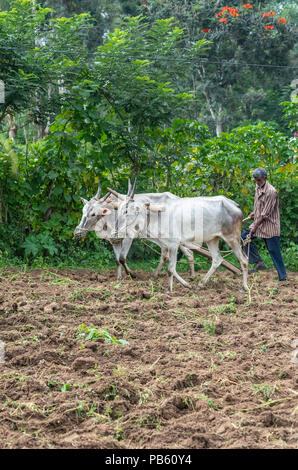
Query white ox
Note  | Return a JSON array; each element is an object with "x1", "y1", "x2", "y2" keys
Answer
[
  {"x1": 73, "y1": 181, "x2": 196, "y2": 280},
  {"x1": 107, "y1": 186, "x2": 248, "y2": 292}
]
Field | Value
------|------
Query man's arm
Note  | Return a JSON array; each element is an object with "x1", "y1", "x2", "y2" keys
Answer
[{"x1": 250, "y1": 191, "x2": 278, "y2": 234}]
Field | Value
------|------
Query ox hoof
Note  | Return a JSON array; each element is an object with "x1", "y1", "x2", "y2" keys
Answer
[{"x1": 128, "y1": 272, "x2": 137, "y2": 279}]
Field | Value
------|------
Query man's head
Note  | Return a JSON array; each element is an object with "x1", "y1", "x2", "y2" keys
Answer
[
  {"x1": 293, "y1": 128, "x2": 298, "y2": 138},
  {"x1": 253, "y1": 167, "x2": 267, "y2": 187}
]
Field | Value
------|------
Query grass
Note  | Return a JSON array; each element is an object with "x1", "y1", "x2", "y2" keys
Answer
[
  {"x1": 209, "y1": 296, "x2": 237, "y2": 315},
  {"x1": 252, "y1": 383, "x2": 279, "y2": 401},
  {"x1": 1, "y1": 243, "x2": 297, "y2": 279}
]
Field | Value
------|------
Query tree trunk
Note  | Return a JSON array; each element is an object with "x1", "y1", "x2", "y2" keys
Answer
[
  {"x1": 215, "y1": 104, "x2": 223, "y2": 137},
  {"x1": 7, "y1": 114, "x2": 17, "y2": 141},
  {"x1": 44, "y1": 83, "x2": 54, "y2": 137},
  {"x1": 198, "y1": 66, "x2": 223, "y2": 137}
]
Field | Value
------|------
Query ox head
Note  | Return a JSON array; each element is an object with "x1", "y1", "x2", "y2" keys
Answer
[
  {"x1": 74, "y1": 181, "x2": 112, "y2": 240},
  {"x1": 107, "y1": 178, "x2": 165, "y2": 239}
]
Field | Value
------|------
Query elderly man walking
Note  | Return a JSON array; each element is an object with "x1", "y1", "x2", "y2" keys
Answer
[{"x1": 241, "y1": 167, "x2": 287, "y2": 282}]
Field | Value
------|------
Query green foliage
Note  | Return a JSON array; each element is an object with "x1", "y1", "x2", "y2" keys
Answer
[
  {"x1": 0, "y1": 3, "x2": 297, "y2": 272},
  {"x1": 172, "y1": 122, "x2": 298, "y2": 245},
  {"x1": 144, "y1": 0, "x2": 297, "y2": 134},
  {"x1": 280, "y1": 101, "x2": 298, "y2": 130},
  {"x1": 0, "y1": 0, "x2": 91, "y2": 126},
  {"x1": 61, "y1": 383, "x2": 72, "y2": 392},
  {"x1": 76, "y1": 324, "x2": 129, "y2": 345}
]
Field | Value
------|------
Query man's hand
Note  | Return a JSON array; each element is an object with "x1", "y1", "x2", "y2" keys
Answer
[
  {"x1": 249, "y1": 225, "x2": 256, "y2": 235},
  {"x1": 243, "y1": 212, "x2": 254, "y2": 222}
]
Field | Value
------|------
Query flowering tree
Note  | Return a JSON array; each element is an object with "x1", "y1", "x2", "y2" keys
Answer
[{"x1": 143, "y1": 0, "x2": 296, "y2": 135}]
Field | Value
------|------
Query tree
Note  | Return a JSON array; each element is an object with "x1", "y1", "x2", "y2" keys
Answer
[
  {"x1": 57, "y1": 15, "x2": 209, "y2": 177},
  {"x1": 40, "y1": 0, "x2": 123, "y2": 50},
  {"x1": 0, "y1": 0, "x2": 91, "y2": 136},
  {"x1": 144, "y1": 0, "x2": 297, "y2": 135}
]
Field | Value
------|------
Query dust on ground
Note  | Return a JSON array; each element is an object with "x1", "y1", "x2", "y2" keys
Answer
[{"x1": 0, "y1": 266, "x2": 297, "y2": 449}]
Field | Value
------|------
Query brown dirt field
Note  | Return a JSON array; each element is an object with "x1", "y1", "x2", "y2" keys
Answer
[{"x1": 0, "y1": 267, "x2": 297, "y2": 449}]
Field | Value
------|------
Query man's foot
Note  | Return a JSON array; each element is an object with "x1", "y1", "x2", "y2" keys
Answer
[
  {"x1": 278, "y1": 277, "x2": 288, "y2": 282},
  {"x1": 248, "y1": 261, "x2": 267, "y2": 273}
]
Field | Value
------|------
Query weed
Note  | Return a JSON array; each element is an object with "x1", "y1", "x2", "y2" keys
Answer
[
  {"x1": 113, "y1": 365, "x2": 127, "y2": 377},
  {"x1": 114, "y1": 427, "x2": 124, "y2": 441},
  {"x1": 183, "y1": 396, "x2": 196, "y2": 410},
  {"x1": 47, "y1": 380, "x2": 58, "y2": 389},
  {"x1": 61, "y1": 383, "x2": 72, "y2": 392},
  {"x1": 123, "y1": 293, "x2": 135, "y2": 301},
  {"x1": 196, "y1": 393, "x2": 216, "y2": 409},
  {"x1": 138, "y1": 389, "x2": 153, "y2": 404},
  {"x1": 46, "y1": 271, "x2": 77, "y2": 286},
  {"x1": 76, "y1": 324, "x2": 129, "y2": 345},
  {"x1": 203, "y1": 321, "x2": 216, "y2": 335},
  {"x1": 137, "y1": 415, "x2": 162, "y2": 429},
  {"x1": 252, "y1": 383, "x2": 278, "y2": 401},
  {"x1": 209, "y1": 296, "x2": 237, "y2": 315},
  {"x1": 216, "y1": 350, "x2": 236, "y2": 360},
  {"x1": 268, "y1": 287, "x2": 279, "y2": 296}
]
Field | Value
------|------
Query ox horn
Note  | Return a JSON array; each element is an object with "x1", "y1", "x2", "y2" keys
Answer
[
  {"x1": 127, "y1": 178, "x2": 132, "y2": 196},
  {"x1": 94, "y1": 179, "x2": 101, "y2": 200},
  {"x1": 99, "y1": 191, "x2": 112, "y2": 203},
  {"x1": 107, "y1": 187, "x2": 126, "y2": 200},
  {"x1": 129, "y1": 177, "x2": 137, "y2": 199}
]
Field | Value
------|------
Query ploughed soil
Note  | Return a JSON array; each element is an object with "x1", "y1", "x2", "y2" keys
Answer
[{"x1": 0, "y1": 266, "x2": 297, "y2": 449}]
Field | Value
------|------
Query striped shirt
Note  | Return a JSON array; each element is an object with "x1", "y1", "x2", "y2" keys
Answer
[{"x1": 250, "y1": 181, "x2": 280, "y2": 238}]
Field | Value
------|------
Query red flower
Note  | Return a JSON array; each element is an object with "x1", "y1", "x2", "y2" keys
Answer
[
  {"x1": 229, "y1": 8, "x2": 239, "y2": 16},
  {"x1": 278, "y1": 17, "x2": 286, "y2": 24},
  {"x1": 202, "y1": 28, "x2": 211, "y2": 33},
  {"x1": 265, "y1": 25, "x2": 274, "y2": 30},
  {"x1": 219, "y1": 17, "x2": 227, "y2": 23},
  {"x1": 243, "y1": 3, "x2": 253, "y2": 8},
  {"x1": 262, "y1": 11, "x2": 277, "y2": 17}
]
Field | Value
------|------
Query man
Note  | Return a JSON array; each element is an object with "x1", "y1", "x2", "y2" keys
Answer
[{"x1": 241, "y1": 167, "x2": 287, "y2": 281}]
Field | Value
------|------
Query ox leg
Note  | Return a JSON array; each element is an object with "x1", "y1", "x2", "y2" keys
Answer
[
  {"x1": 168, "y1": 244, "x2": 192, "y2": 292},
  {"x1": 199, "y1": 238, "x2": 223, "y2": 287},
  {"x1": 180, "y1": 245, "x2": 195, "y2": 277},
  {"x1": 111, "y1": 243, "x2": 123, "y2": 280},
  {"x1": 222, "y1": 237, "x2": 248, "y2": 291},
  {"x1": 119, "y1": 237, "x2": 137, "y2": 279},
  {"x1": 153, "y1": 247, "x2": 168, "y2": 278}
]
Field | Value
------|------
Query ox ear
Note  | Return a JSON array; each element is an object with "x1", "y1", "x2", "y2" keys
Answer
[
  {"x1": 100, "y1": 208, "x2": 111, "y2": 216},
  {"x1": 81, "y1": 197, "x2": 88, "y2": 205},
  {"x1": 145, "y1": 203, "x2": 165, "y2": 212}
]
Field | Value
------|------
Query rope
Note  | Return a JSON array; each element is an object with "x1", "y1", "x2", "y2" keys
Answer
[
  {"x1": 139, "y1": 239, "x2": 204, "y2": 267},
  {"x1": 140, "y1": 233, "x2": 252, "y2": 266},
  {"x1": 241, "y1": 232, "x2": 251, "y2": 261}
]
